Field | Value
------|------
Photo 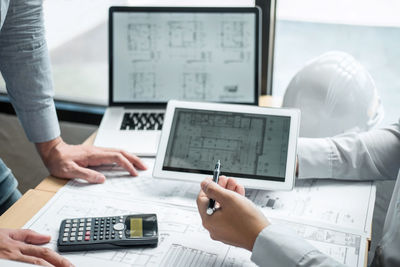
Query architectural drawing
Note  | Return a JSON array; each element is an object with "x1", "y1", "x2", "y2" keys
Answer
[
  {"x1": 168, "y1": 21, "x2": 203, "y2": 48},
  {"x1": 127, "y1": 23, "x2": 154, "y2": 51},
  {"x1": 23, "y1": 158, "x2": 374, "y2": 267},
  {"x1": 164, "y1": 110, "x2": 290, "y2": 179},
  {"x1": 182, "y1": 73, "x2": 210, "y2": 100},
  {"x1": 221, "y1": 21, "x2": 246, "y2": 48},
  {"x1": 130, "y1": 73, "x2": 156, "y2": 99},
  {"x1": 112, "y1": 12, "x2": 256, "y2": 103}
]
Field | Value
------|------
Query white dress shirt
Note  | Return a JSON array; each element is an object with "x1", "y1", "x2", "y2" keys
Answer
[{"x1": 251, "y1": 119, "x2": 400, "y2": 267}]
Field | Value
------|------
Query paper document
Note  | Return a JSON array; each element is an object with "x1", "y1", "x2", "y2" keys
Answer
[{"x1": 24, "y1": 159, "x2": 374, "y2": 267}]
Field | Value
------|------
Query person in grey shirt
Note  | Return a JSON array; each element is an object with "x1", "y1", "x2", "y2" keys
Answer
[
  {"x1": 197, "y1": 119, "x2": 400, "y2": 267},
  {"x1": 0, "y1": 0, "x2": 146, "y2": 265}
]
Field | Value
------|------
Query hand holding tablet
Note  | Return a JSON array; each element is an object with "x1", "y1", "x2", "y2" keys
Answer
[{"x1": 153, "y1": 100, "x2": 300, "y2": 191}]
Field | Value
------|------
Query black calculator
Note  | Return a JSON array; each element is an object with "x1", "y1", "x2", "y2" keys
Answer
[{"x1": 57, "y1": 214, "x2": 158, "y2": 252}]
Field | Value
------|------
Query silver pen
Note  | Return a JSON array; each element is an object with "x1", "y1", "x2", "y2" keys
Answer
[{"x1": 206, "y1": 160, "x2": 221, "y2": 215}]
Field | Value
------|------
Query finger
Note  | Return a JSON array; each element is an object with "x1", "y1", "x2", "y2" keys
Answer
[
  {"x1": 69, "y1": 163, "x2": 106, "y2": 183},
  {"x1": 224, "y1": 178, "x2": 245, "y2": 196},
  {"x1": 216, "y1": 176, "x2": 228, "y2": 188},
  {"x1": 14, "y1": 254, "x2": 52, "y2": 267},
  {"x1": 21, "y1": 245, "x2": 73, "y2": 267},
  {"x1": 196, "y1": 190, "x2": 209, "y2": 216},
  {"x1": 118, "y1": 151, "x2": 147, "y2": 170},
  {"x1": 87, "y1": 152, "x2": 139, "y2": 176},
  {"x1": 236, "y1": 183, "x2": 245, "y2": 196},
  {"x1": 97, "y1": 148, "x2": 147, "y2": 170},
  {"x1": 200, "y1": 178, "x2": 213, "y2": 196},
  {"x1": 200, "y1": 179, "x2": 231, "y2": 205},
  {"x1": 11, "y1": 229, "x2": 51, "y2": 245}
]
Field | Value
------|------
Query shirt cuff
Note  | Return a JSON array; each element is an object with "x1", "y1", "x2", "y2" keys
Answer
[
  {"x1": 16, "y1": 102, "x2": 60, "y2": 143},
  {"x1": 297, "y1": 137, "x2": 334, "y2": 179},
  {"x1": 251, "y1": 224, "x2": 317, "y2": 267}
]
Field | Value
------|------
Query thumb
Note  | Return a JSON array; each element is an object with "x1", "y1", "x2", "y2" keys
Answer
[
  {"x1": 11, "y1": 229, "x2": 51, "y2": 245},
  {"x1": 201, "y1": 179, "x2": 231, "y2": 205}
]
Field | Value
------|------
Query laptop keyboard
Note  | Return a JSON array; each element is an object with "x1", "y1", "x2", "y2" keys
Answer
[{"x1": 120, "y1": 112, "x2": 164, "y2": 130}]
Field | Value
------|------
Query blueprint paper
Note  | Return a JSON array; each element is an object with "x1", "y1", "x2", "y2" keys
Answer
[
  {"x1": 66, "y1": 159, "x2": 375, "y2": 237},
  {"x1": 24, "y1": 189, "x2": 255, "y2": 267},
  {"x1": 24, "y1": 158, "x2": 374, "y2": 267}
]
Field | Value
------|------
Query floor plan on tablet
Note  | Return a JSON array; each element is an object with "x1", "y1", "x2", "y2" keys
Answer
[{"x1": 163, "y1": 109, "x2": 290, "y2": 179}]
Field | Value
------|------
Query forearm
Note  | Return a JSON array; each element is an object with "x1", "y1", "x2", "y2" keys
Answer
[
  {"x1": 251, "y1": 225, "x2": 345, "y2": 267},
  {"x1": 297, "y1": 121, "x2": 400, "y2": 181}
]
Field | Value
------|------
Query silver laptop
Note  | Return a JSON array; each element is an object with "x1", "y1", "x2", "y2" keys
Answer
[{"x1": 94, "y1": 6, "x2": 261, "y2": 156}]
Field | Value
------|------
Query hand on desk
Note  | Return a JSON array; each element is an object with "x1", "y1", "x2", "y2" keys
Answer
[
  {"x1": 0, "y1": 228, "x2": 72, "y2": 267},
  {"x1": 197, "y1": 176, "x2": 269, "y2": 251},
  {"x1": 36, "y1": 137, "x2": 147, "y2": 183}
]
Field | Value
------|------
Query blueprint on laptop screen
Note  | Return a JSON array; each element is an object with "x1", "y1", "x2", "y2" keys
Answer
[{"x1": 112, "y1": 11, "x2": 257, "y2": 103}]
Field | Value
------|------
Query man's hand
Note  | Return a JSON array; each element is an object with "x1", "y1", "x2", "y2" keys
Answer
[
  {"x1": 0, "y1": 228, "x2": 72, "y2": 267},
  {"x1": 197, "y1": 176, "x2": 269, "y2": 251},
  {"x1": 36, "y1": 137, "x2": 147, "y2": 183}
]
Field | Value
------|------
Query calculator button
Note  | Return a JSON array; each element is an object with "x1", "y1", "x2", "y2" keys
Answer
[
  {"x1": 113, "y1": 223, "x2": 125, "y2": 231},
  {"x1": 85, "y1": 236, "x2": 90, "y2": 241},
  {"x1": 63, "y1": 233, "x2": 68, "y2": 237},
  {"x1": 87, "y1": 222, "x2": 92, "y2": 226},
  {"x1": 99, "y1": 236, "x2": 103, "y2": 240},
  {"x1": 93, "y1": 236, "x2": 97, "y2": 240},
  {"x1": 78, "y1": 232, "x2": 83, "y2": 236},
  {"x1": 85, "y1": 231, "x2": 91, "y2": 236},
  {"x1": 71, "y1": 228, "x2": 77, "y2": 232},
  {"x1": 71, "y1": 232, "x2": 76, "y2": 237},
  {"x1": 62, "y1": 237, "x2": 68, "y2": 242},
  {"x1": 70, "y1": 237, "x2": 76, "y2": 242},
  {"x1": 79, "y1": 223, "x2": 84, "y2": 227},
  {"x1": 77, "y1": 236, "x2": 83, "y2": 241},
  {"x1": 65, "y1": 223, "x2": 71, "y2": 228},
  {"x1": 73, "y1": 219, "x2": 78, "y2": 223},
  {"x1": 79, "y1": 227, "x2": 84, "y2": 231},
  {"x1": 66, "y1": 219, "x2": 71, "y2": 223}
]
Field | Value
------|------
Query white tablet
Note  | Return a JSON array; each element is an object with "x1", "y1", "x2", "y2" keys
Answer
[{"x1": 153, "y1": 100, "x2": 300, "y2": 190}]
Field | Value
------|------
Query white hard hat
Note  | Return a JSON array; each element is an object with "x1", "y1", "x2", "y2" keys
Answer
[{"x1": 282, "y1": 51, "x2": 384, "y2": 138}]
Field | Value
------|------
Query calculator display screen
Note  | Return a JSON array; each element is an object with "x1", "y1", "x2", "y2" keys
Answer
[
  {"x1": 125, "y1": 214, "x2": 157, "y2": 239},
  {"x1": 129, "y1": 218, "x2": 143, "y2": 238}
]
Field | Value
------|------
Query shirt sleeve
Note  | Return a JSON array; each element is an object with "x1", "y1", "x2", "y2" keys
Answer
[
  {"x1": 251, "y1": 224, "x2": 345, "y2": 267},
  {"x1": 0, "y1": 0, "x2": 60, "y2": 143},
  {"x1": 298, "y1": 120, "x2": 400, "y2": 181}
]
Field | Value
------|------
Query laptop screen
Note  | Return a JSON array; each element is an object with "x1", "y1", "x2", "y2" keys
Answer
[{"x1": 110, "y1": 7, "x2": 259, "y2": 105}]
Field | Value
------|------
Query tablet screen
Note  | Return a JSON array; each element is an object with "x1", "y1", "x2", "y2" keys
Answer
[{"x1": 162, "y1": 108, "x2": 291, "y2": 182}]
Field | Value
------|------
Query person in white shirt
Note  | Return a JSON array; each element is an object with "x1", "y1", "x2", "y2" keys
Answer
[{"x1": 197, "y1": 119, "x2": 400, "y2": 266}]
